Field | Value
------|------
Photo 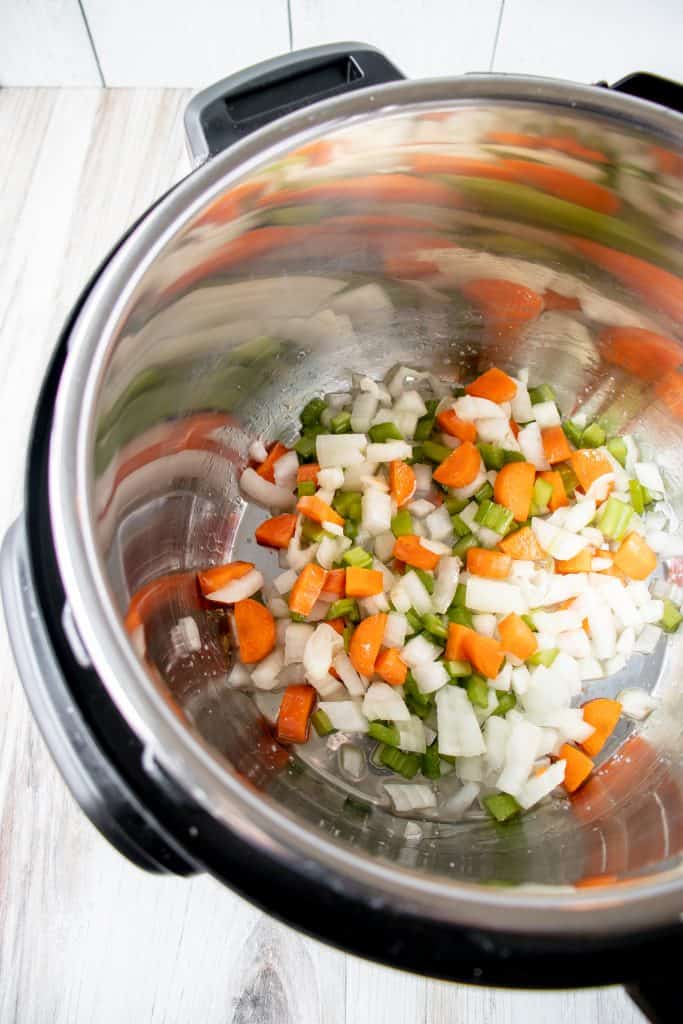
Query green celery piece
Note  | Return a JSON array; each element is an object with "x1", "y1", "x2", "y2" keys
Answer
[
  {"x1": 343, "y1": 624, "x2": 354, "y2": 652},
  {"x1": 368, "y1": 721, "x2": 401, "y2": 746},
  {"x1": 474, "y1": 481, "x2": 495, "y2": 504},
  {"x1": 414, "y1": 568, "x2": 435, "y2": 594},
  {"x1": 466, "y1": 674, "x2": 490, "y2": 709},
  {"x1": 368, "y1": 421, "x2": 403, "y2": 442},
  {"x1": 344, "y1": 520, "x2": 358, "y2": 540},
  {"x1": 606, "y1": 436, "x2": 627, "y2": 467},
  {"x1": 528, "y1": 647, "x2": 558, "y2": 667},
  {"x1": 295, "y1": 434, "x2": 317, "y2": 461},
  {"x1": 562, "y1": 420, "x2": 583, "y2": 448},
  {"x1": 301, "y1": 519, "x2": 324, "y2": 543},
  {"x1": 503, "y1": 449, "x2": 526, "y2": 464},
  {"x1": 408, "y1": 445, "x2": 424, "y2": 465},
  {"x1": 405, "y1": 609, "x2": 424, "y2": 634},
  {"x1": 414, "y1": 412, "x2": 436, "y2": 442},
  {"x1": 453, "y1": 534, "x2": 478, "y2": 559},
  {"x1": 597, "y1": 496, "x2": 633, "y2": 540},
  {"x1": 629, "y1": 478, "x2": 645, "y2": 515},
  {"x1": 445, "y1": 495, "x2": 469, "y2": 514},
  {"x1": 391, "y1": 509, "x2": 413, "y2": 537},
  {"x1": 379, "y1": 744, "x2": 421, "y2": 779},
  {"x1": 493, "y1": 691, "x2": 517, "y2": 716},
  {"x1": 557, "y1": 462, "x2": 578, "y2": 497},
  {"x1": 475, "y1": 499, "x2": 514, "y2": 535},
  {"x1": 478, "y1": 443, "x2": 505, "y2": 470},
  {"x1": 532, "y1": 477, "x2": 553, "y2": 512},
  {"x1": 326, "y1": 598, "x2": 360, "y2": 622},
  {"x1": 581, "y1": 421, "x2": 606, "y2": 448},
  {"x1": 642, "y1": 485, "x2": 655, "y2": 506},
  {"x1": 445, "y1": 659, "x2": 472, "y2": 678},
  {"x1": 529, "y1": 383, "x2": 557, "y2": 405},
  {"x1": 342, "y1": 546, "x2": 373, "y2": 569},
  {"x1": 290, "y1": 612, "x2": 307, "y2": 623},
  {"x1": 422, "y1": 440, "x2": 451, "y2": 463},
  {"x1": 311, "y1": 709, "x2": 335, "y2": 737},
  {"x1": 333, "y1": 491, "x2": 362, "y2": 520},
  {"x1": 297, "y1": 481, "x2": 316, "y2": 498},
  {"x1": 484, "y1": 792, "x2": 521, "y2": 822},
  {"x1": 405, "y1": 695, "x2": 431, "y2": 720},
  {"x1": 404, "y1": 672, "x2": 434, "y2": 708},
  {"x1": 660, "y1": 598, "x2": 683, "y2": 633},
  {"x1": 521, "y1": 613, "x2": 538, "y2": 633},
  {"x1": 451, "y1": 514, "x2": 471, "y2": 538},
  {"x1": 448, "y1": 605, "x2": 473, "y2": 627},
  {"x1": 330, "y1": 411, "x2": 352, "y2": 434},
  {"x1": 300, "y1": 397, "x2": 327, "y2": 428},
  {"x1": 421, "y1": 739, "x2": 441, "y2": 779},
  {"x1": 452, "y1": 582, "x2": 467, "y2": 607},
  {"x1": 421, "y1": 613, "x2": 448, "y2": 640}
]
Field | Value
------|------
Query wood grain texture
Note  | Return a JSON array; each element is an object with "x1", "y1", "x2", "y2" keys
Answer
[
  {"x1": 0, "y1": 0, "x2": 101, "y2": 86},
  {"x1": 0, "y1": 87, "x2": 645, "y2": 1024},
  {"x1": 81, "y1": 0, "x2": 291, "y2": 87},
  {"x1": 493, "y1": 0, "x2": 683, "y2": 83},
  {"x1": 289, "y1": 0, "x2": 504, "y2": 78}
]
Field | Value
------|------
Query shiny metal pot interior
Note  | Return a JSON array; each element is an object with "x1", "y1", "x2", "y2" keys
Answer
[{"x1": 50, "y1": 74, "x2": 683, "y2": 935}]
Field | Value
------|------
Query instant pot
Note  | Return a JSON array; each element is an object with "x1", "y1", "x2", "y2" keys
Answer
[{"x1": 3, "y1": 43, "x2": 683, "y2": 1020}]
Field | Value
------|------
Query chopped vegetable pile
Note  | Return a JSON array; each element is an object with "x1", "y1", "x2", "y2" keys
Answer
[{"x1": 206, "y1": 363, "x2": 682, "y2": 822}]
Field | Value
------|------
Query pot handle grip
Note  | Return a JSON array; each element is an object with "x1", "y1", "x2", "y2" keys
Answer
[
  {"x1": 184, "y1": 41, "x2": 404, "y2": 164},
  {"x1": 626, "y1": 977, "x2": 681, "y2": 1023},
  {"x1": 601, "y1": 71, "x2": 683, "y2": 114}
]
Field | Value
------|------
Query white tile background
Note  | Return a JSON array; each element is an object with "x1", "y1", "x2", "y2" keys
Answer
[{"x1": 2, "y1": 0, "x2": 681, "y2": 87}]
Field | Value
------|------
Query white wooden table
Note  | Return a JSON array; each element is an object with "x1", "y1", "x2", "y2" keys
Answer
[{"x1": 0, "y1": 87, "x2": 647, "y2": 1024}]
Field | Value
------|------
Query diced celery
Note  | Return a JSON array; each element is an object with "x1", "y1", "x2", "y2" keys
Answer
[
  {"x1": 448, "y1": 605, "x2": 474, "y2": 627},
  {"x1": 484, "y1": 792, "x2": 521, "y2": 822},
  {"x1": 503, "y1": 449, "x2": 526, "y2": 464},
  {"x1": 344, "y1": 520, "x2": 358, "y2": 540},
  {"x1": 528, "y1": 647, "x2": 558, "y2": 667},
  {"x1": 421, "y1": 739, "x2": 441, "y2": 779},
  {"x1": 405, "y1": 608, "x2": 424, "y2": 634},
  {"x1": 297, "y1": 481, "x2": 316, "y2": 498},
  {"x1": 301, "y1": 519, "x2": 324, "y2": 543},
  {"x1": 452, "y1": 582, "x2": 467, "y2": 607},
  {"x1": 369, "y1": 421, "x2": 403, "y2": 442},
  {"x1": 493, "y1": 691, "x2": 517, "y2": 716},
  {"x1": 562, "y1": 420, "x2": 583, "y2": 448},
  {"x1": 521, "y1": 613, "x2": 538, "y2": 632},
  {"x1": 451, "y1": 514, "x2": 471, "y2": 538},
  {"x1": 597, "y1": 496, "x2": 633, "y2": 540},
  {"x1": 368, "y1": 721, "x2": 401, "y2": 746},
  {"x1": 453, "y1": 534, "x2": 478, "y2": 558},
  {"x1": 629, "y1": 478, "x2": 645, "y2": 515},
  {"x1": 445, "y1": 659, "x2": 472, "y2": 677},
  {"x1": 333, "y1": 491, "x2": 362, "y2": 520},
  {"x1": 581, "y1": 422, "x2": 606, "y2": 448},
  {"x1": 295, "y1": 435, "x2": 318, "y2": 460},
  {"x1": 421, "y1": 612, "x2": 448, "y2": 639},
  {"x1": 404, "y1": 672, "x2": 434, "y2": 711},
  {"x1": 531, "y1": 477, "x2": 553, "y2": 514},
  {"x1": 475, "y1": 500, "x2": 514, "y2": 535},
  {"x1": 414, "y1": 568, "x2": 435, "y2": 594},
  {"x1": 379, "y1": 744, "x2": 421, "y2": 779},
  {"x1": 300, "y1": 397, "x2": 327, "y2": 427},
  {"x1": 414, "y1": 412, "x2": 436, "y2": 441},
  {"x1": 529, "y1": 384, "x2": 557, "y2": 405},
  {"x1": 311, "y1": 709, "x2": 335, "y2": 736},
  {"x1": 474, "y1": 481, "x2": 495, "y2": 504},
  {"x1": 606, "y1": 436, "x2": 627, "y2": 467},
  {"x1": 445, "y1": 495, "x2": 469, "y2": 514},
  {"x1": 660, "y1": 598, "x2": 683, "y2": 633},
  {"x1": 642, "y1": 485, "x2": 655, "y2": 506},
  {"x1": 342, "y1": 546, "x2": 373, "y2": 569},
  {"x1": 330, "y1": 411, "x2": 352, "y2": 434},
  {"x1": 391, "y1": 509, "x2": 413, "y2": 537},
  {"x1": 466, "y1": 674, "x2": 490, "y2": 708},
  {"x1": 557, "y1": 462, "x2": 578, "y2": 497},
  {"x1": 343, "y1": 624, "x2": 354, "y2": 652},
  {"x1": 423, "y1": 440, "x2": 452, "y2": 463},
  {"x1": 326, "y1": 598, "x2": 360, "y2": 622},
  {"x1": 478, "y1": 443, "x2": 505, "y2": 470}
]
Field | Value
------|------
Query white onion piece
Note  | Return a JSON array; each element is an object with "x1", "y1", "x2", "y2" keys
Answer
[
  {"x1": 532, "y1": 517, "x2": 589, "y2": 560},
  {"x1": 402, "y1": 570, "x2": 433, "y2": 615},
  {"x1": 248, "y1": 439, "x2": 268, "y2": 463},
  {"x1": 476, "y1": 417, "x2": 512, "y2": 444},
  {"x1": 510, "y1": 559, "x2": 536, "y2": 578},
  {"x1": 227, "y1": 661, "x2": 252, "y2": 689},
  {"x1": 542, "y1": 573, "x2": 588, "y2": 605},
  {"x1": 361, "y1": 489, "x2": 392, "y2": 536},
  {"x1": 483, "y1": 717, "x2": 510, "y2": 773},
  {"x1": 273, "y1": 450, "x2": 299, "y2": 489},
  {"x1": 240, "y1": 467, "x2": 296, "y2": 510},
  {"x1": 645, "y1": 531, "x2": 683, "y2": 558},
  {"x1": 617, "y1": 626, "x2": 636, "y2": 658},
  {"x1": 413, "y1": 660, "x2": 449, "y2": 694},
  {"x1": 362, "y1": 682, "x2": 410, "y2": 721},
  {"x1": 443, "y1": 781, "x2": 480, "y2": 819},
  {"x1": 454, "y1": 395, "x2": 506, "y2": 420},
  {"x1": 412, "y1": 464, "x2": 433, "y2": 495},
  {"x1": 449, "y1": 463, "x2": 488, "y2": 501},
  {"x1": 397, "y1": 715, "x2": 427, "y2": 753},
  {"x1": 273, "y1": 569, "x2": 297, "y2": 595},
  {"x1": 389, "y1": 580, "x2": 411, "y2": 613},
  {"x1": 518, "y1": 422, "x2": 550, "y2": 470},
  {"x1": 304, "y1": 623, "x2": 343, "y2": 683},
  {"x1": 582, "y1": 474, "x2": 615, "y2": 504},
  {"x1": 384, "y1": 783, "x2": 436, "y2": 812},
  {"x1": 316, "y1": 433, "x2": 367, "y2": 467},
  {"x1": 207, "y1": 568, "x2": 264, "y2": 604},
  {"x1": 466, "y1": 577, "x2": 525, "y2": 615},
  {"x1": 510, "y1": 381, "x2": 533, "y2": 423},
  {"x1": 436, "y1": 686, "x2": 486, "y2": 757},
  {"x1": 317, "y1": 466, "x2": 344, "y2": 491},
  {"x1": 284, "y1": 622, "x2": 314, "y2": 664},
  {"x1": 587, "y1": 597, "x2": 617, "y2": 659},
  {"x1": 618, "y1": 687, "x2": 658, "y2": 720},
  {"x1": 421, "y1": 538, "x2": 451, "y2": 556},
  {"x1": 351, "y1": 391, "x2": 379, "y2": 433},
  {"x1": 496, "y1": 721, "x2": 542, "y2": 798},
  {"x1": 268, "y1": 596, "x2": 290, "y2": 619},
  {"x1": 340, "y1": 744, "x2": 366, "y2": 780},
  {"x1": 578, "y1": 657, "x2": 603, "y2": 681},
  {"x1": 359, "y1": 475, "x2": 389, "y2": 493},
  {"x1": 359, "y1": 594, "x2": 390, "y2": 616},
  {"x1": 634, "y1": 624, "x2": 662, "y2": 654},
  {"x1": 394, "y1": 389, "x2": 428, "y2": 416},
  {"x1": 432, "y1": 556, "x2": 461, "y2": 614},
  {"x1": 604, "y1": 654, "x2": 627, "y2": 676},
  {"x1": 640, "y1": 599, "x2": 664, "y2": 624},
  {"x1": 553, "y1": 499, "x2": 597, "y2": 533},
  {"x1": 459, "y1": 501, "x2": 479, "y2": 530},
  {"x1": 472, "y1": 612, "x2": 497, "y2": 637},
  {"x1": 253, "y1": 691, "x2": 283, "y2": 724},
  {"x1": 511, "y1": 665, "x2": 531, "y2": 696},
  {"x1": 332, "y1": 651, "x2": 368, "y2": 698},
  {"x1": 401, "y1": 633, "x2": 443, "y2": 668},
  {"x1": 635, "y1": 461, "x2": 665, "y2": 496},
  {"x1": 493, "y1": 663, "x2": 513, "y2": 692},
  {"x1": 384, "y1": 611, "x2": 408, "y2": 648},
  {"x1": 456, "y1": 756, "x2": 484, "y2": 782},
  {"x1": 374, "y1": 530, "x2": 396, "y2": 562},
  {"x1": 518, "y1": 760, "x2": 566, "y2": 810},
  {"x1": 342, "y1": 460, "x2": 379, "y2": 490},
  {"x1": 366, "y1": 441, "x2": 413, "y2": 463},
  {"x1": 558, "y1": 629, "x2": 591, "y2": 659},
  {"x1": 532, "y1": 400, "x2": 561, "y2": 428},
  {"x1": 319, "y1": 700, "x2": 368, "y2": 732},
  {"x1": 250, "y1": 649, "x2": 284, "y2": 690},
  {"x1": 408, "y1": 498, "x2": 436, "y2": 518}
]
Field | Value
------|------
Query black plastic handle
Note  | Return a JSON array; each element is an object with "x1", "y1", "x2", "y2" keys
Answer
[
  {"x1": 184, "y1": 42, "x2": 404, "y2": 163},
  {"x1": 603, "y1": 71, "x2": 683, "y2": 114}
]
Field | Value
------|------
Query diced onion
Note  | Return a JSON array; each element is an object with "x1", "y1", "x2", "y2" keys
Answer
[
  {"x1": 466, "y1": 577, "x2": 525, "y2": 615},
  {"x1": 340, "y1": 744, "x2": 366, "y2": 780},
  {"x1": 332, "y1": 651, "x2": 368, "y2": 697},
  {"x1": 432, "y1": 556, "x2": 461, "y2": 614},
  {"x1": 635, "y1": 461, "x2": 665, "y2": 496},
  {"x1": 362, "y1": 681, "x2": 410, "y2": 721},
  {"x1": 401, "y1": 634, "x2": 442, "y2": 667},
  {"x1": 617, "y1": 687, "x2": 658, "y2": 720},
  {"x1": 517, "y1": 759, "x2": 566, "y2": 810},
  {"x1": 384, "y1": 611, "x2": 408, "y2": 648},
  {"x1": 284, "y1": 622, "x2": 314, "y2": 664},
  {"x1": 304, "y1": 623, "x2": 343, "y2": 682},
  {"x1": 496, "y1": 721, "x2": 542, "y2": 798},
  {"x1": 361, "y1": 489, "x2": 393, "y2": 535},
  {"x1": 425, "y1": 505, "x2": 454, "y2": 542},
  {"x1": 273, "y1": 450, "x2": 299, "y2": 489},
  {"x1": 436, "y1": 686, "x2": 486, "y2": 757},
  {"x1": 532, "y1": 400, "x2": 561, "y2": 428},
  {"x1": 634, "y1": 624, "x2": 662, "y2": 654},
  {"x1": 250, "y1": 649, "x2": 284, "y2": 690},
  {"x1": 248, "y1": 439, "x2": 268, "y2": 463},
  {"x1": 319, "y1": 700, "x2": 368, "y2": 732},
  {"x1": 317, "y1": 467, "x2": 344, "y2": 490},
  {"x1": 240, "y1": 468, "x2": 296, "y2": 510},
  {"x1": 413, "y1": 660, "x2": 449, "y2": 694},
  {"x1": 384, "y1": 783, "x2": 436, "y2": 812},
  {"x1": 207, "y1": 568, "x2": 264, "y2": 604},
  {"x1": 454, "y1": 395, "x2": 506, "y2": 420},
  {"x1": 402, "y1": 570, "x2": 433, "y2": 615},
  {"x1": 397, "y1": 715, "x2": 427, "y2": 753},
  {"x1": 518, "y1": 422, "x2": 550, "y2": 470},
  {"x1": 316, "y1": 433, "x2": 367, "y2": 467},
  {"x1": 532, "y1": 517, "x2": 589, "y2": 560},
  {"x1": 351, "y1": 391, "x2": 379, "y2": 433},
  {"x1": 366, "y1": 441, "x2": 413, "y2": 463}
]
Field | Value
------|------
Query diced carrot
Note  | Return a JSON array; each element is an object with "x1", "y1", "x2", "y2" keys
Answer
[
  {"x1": 465, "y1": 367, "x2": 517, "y2": 403},
  {"x1": 461, "y1": 279, "x2": 544, "y2": 339},
  {"x1": 543, "y1": 289, "x2": 581, "y2": 311},
  {"x1": 498, "y1": 613, "x2": 538, "y2": 660},
  {"x1": 437, "y1": 408, "x2": 477, "y2": 442},
  {"x1": 498, "y1": 525, "x2": 545, "y2": 561},
  {"x1": 463, "y1": 632, "x2": 504, "y2": 679},
  {"x1": 392, "y1": 535, "x2": 440, "y2": 571},
  {"x1": 256, "y1": 441, "x2": 289, "y2": 482},
  {"x1": 375, "y1": 647, "x2": 408, "y2": 686},
  {"x1": 493, "y1": 461, "x2": 535, "y2": 521},
  {"x1": 598, "y1": 327, "x2": 681, "y2": 382},
  {"x1": 327, "y1": 617, "x2": 345, "y2": 635},
  {"x1": 541, "y1": 425, "x2": 573, "y2": 465},
  {"x1": 345, "y1": 567, "x2": 384, "y2": 598},
  {"x1": 348, "y1": 613, "x2": 387, "y2": 676},
  {"x1": 580, "y1": 698, "x2": 622, "y2": 757},
  {"x1": 560, "y1": 743, "x2": 594, "y2": 793},
  {"x1": 446, "y1": 623, "x2": 476, "y2": 661},
  {"x1": 322, "y1": 568, "x2": 346, "y2": 596},
  {"x1": 277, "y1": 684, "x2": 316, "y2": 744},
  {"x1": 613, "y1": 532, "x2": 657, "y2": 580},
  {"x1": 539, "y1": 470, "x2": 569, "y2": 511},
  {"x1": 288, "y1": 563, "x2": 327, "y2": 616},
  {"x1": 296, "y1": 494, "x2": 344, "y2": 528},
  {"x1": 466, "y1": 547, "x2": 512, "y2": 579},
  {"x1": 555, "y1": 548, "x2": 593, "y2": 574},
  {"x1": 297, "y1": 463, "x2": 320, "y2": 483},
  {"x1": 389, "y1": 460, "x2": 416, "y2": 507},
  {"x1": 234, "y1": 598, "x2": 276, "y2": 663},
  {"x1": 255, "y1": 514, "x2": 297, "y2": 549},
  {"x1": 571, "y1": 448, "x2": 613, "y2": 492},
  {"x1": 197, "y1": 561, "x2": 254, "y2": 595},
  {"x1": 432, "y1": 440, "x2": 481, "y2": 488},
  {"x1": 509, "y1": 419, "x2": 520, "y2": 439}
]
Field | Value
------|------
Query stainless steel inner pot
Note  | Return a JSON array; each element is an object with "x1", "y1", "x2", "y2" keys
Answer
[{"x1": 49, "y1": 71, "x2": 683, "y2": 936}]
